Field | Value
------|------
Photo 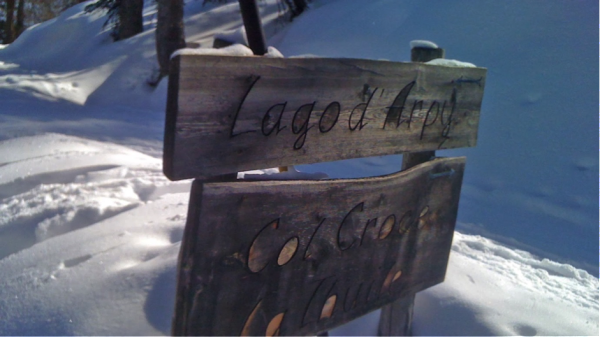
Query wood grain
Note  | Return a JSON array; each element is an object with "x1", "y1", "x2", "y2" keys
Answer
[
  {"x1": 172, "y1": 157, "x2": 465, "y2": 336},
  {"x1": 163, "y1": 55, "x2": 485, "y2": 180}
]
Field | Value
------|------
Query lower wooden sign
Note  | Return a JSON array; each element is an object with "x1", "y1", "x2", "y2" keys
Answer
[{"x1": 172, "y1": 157, "x2": 465, "y2": 336}]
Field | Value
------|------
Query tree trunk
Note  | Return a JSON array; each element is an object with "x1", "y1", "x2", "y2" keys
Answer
[
  {"x1": 292, "y1": 0, "x2": 307, "y2": 14},
  {"x1": 5, "y1": 0, "x2": 15, "y2": 43},
  {"x1": 284, "y1": 0, "x2": 307, "y2": 18},
  {"x1": 155, "y1": 0, "x2": 186, "y2": 79},
  {"x1": 15, "y1": 0, "x2": 24, "y2": 38},
  {"x1": 116, "y1": 0, "x2": 143, "y2": 40}
]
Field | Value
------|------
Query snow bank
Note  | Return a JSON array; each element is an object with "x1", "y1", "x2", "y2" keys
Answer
[
  {"x1": 0, "y1": 134, "x2": 192, "y2": 335},
  {"x1": 0, "y1": 1, "x2": 285, "y2": 108},
  {"x1": 0, "y1": 134, "x2": 189, "y2": 261},
  {"x1": 413, "y1": 232, "x2": 598, "y2": 336}
]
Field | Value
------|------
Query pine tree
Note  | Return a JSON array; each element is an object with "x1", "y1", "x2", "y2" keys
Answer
[
  {"x1": 4, "y1": 0, "x2": 14, "y2": 43},
  {"x1": 154, "y1": 0, "x2": 185, "y2": 81},
  {"x1": 14, "y1": 0, "x2": 24, "y2": 37},
  {"x1": 117, "y1": 0, "x2": 143, "y2": 40},
  {"x1": 284, "y1": 0, "x2": 307, "y2": 19},
  {"x1": 85, "y1": 0, "x2": 143, "y2": 41}
]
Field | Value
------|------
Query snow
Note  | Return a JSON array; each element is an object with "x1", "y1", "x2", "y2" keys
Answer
[
  {"x1": 0, "y1": 0, "x2": 597, "y2": 336},
  {"x1": 276, "y1": 0, "x2": 598, "y2": 274},
  {"x1": 238, "y1": 166, "x2": 328, "y2": 180},
  {"x1": 426, "y1": 58, "x2": 476, "y2": 68},
  {"x1": 172, "y1": 43, "x2": 255, "y2": 58},
  {"x1": 0, "y1": 134, "x2": 190, "y2": 335},
  {"x1": 213, "y1": 25, "x2": 249, "y2": 46},
  {"x1": 265, "y1": 45, "x2": 285, "y2": 58},
  {"x1": 409, "y1": 40, "x2": 438, "y2": 49},
  {"x1": 414, "y1": 232, "x2": 598, "y2": 336},
  {"x1": 173, "y1": 43, "x2": 283, "y2": 59}
]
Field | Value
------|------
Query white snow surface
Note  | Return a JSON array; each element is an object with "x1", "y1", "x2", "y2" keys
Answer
[
  {"x1": 409, "y1": 39, "x2": 439, "y2": 49},
  {"x1": 173, "y1": 43, "x2": 284, "y2": 59},
  {"x1": 0, "y1": 0, "x2": 597, "y2": 336},
  {"x1": 214, "y1": 25, "x2": 249, "y2": 46},
  {"x1": 426, "y1": 58, "x2": 476, "y2": 68},
  {"x1": 172, "y1": 43, "x2": 255, "y2": 58}
]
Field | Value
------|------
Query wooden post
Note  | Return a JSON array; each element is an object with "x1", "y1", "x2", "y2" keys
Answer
[
  {"x1": 402, "y1": 46, "x2": 445, "y2": 171},
  {"x1": 238, "y1": 0, "x2": 267, "y2": 55},
  {"x1": 378, "y1": 293, "x2": 415, "y2": 336},
  {"x1": 378, "y1": 44, "x2": 445, "y2": 336}
]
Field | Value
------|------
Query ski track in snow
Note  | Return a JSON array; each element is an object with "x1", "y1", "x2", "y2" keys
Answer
[
  {"x1": 0, "y1": 134, "x2": 190, "y2": 260},
  {"x1": 452, "y1": 233, "x2": 598, "y2": 311},
  {"x1": 0, "y1": 134, "x2": 191, "y2": 335}
]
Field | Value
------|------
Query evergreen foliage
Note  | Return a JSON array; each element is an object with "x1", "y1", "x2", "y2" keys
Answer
[
  {"x1": 85, "y1": 0, "x2": 143, "y2": 42},
  {"x1": 84, "y1": 0, "x2": 121, "y2": 40}
]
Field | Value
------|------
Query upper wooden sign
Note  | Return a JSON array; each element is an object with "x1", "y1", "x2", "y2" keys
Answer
[
  {"x1": 172, "y1": 157, "x2": 465, "y2": 336},
  {"x1": 164, "y1": 55, "x2": 485, "y2": 180}
]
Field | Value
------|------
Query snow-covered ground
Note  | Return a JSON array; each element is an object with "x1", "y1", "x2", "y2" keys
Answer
[{"x1": 0, "y1": 0, "x2": 597, "y2": 335}]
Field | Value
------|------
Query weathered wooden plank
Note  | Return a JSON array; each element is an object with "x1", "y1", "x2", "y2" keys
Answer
[
  {"x1": 163, "y1": 55, "x2": 485, "y2": 180},
  {"x1": 172, "y1": 157, "x2": 465, "y2": 336}
]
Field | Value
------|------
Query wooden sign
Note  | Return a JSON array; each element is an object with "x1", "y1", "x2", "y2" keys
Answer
[
  {"x1": 172, "y1": 157, "x2": 465, "y2": 336},
  {"x1": 163, "y1": 55, "x2": 485, "y2": 180}
]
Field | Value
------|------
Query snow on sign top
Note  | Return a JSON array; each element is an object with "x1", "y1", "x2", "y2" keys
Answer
[
  {"x1": 410, "y1": 40, "x2": 439, "y2": 49},
  {"x1": 163, "y1": 55, "x2": 486, "y2": 180}
]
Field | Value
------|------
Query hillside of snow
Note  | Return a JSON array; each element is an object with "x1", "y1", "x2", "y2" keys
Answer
[{"x1": 0, "y1": 0, "x2": 597, "y2": 335}]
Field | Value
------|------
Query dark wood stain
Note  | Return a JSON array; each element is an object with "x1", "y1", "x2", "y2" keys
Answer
[{"x1": 173, "y1": 158, "x2": 465, "y2": 336}]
